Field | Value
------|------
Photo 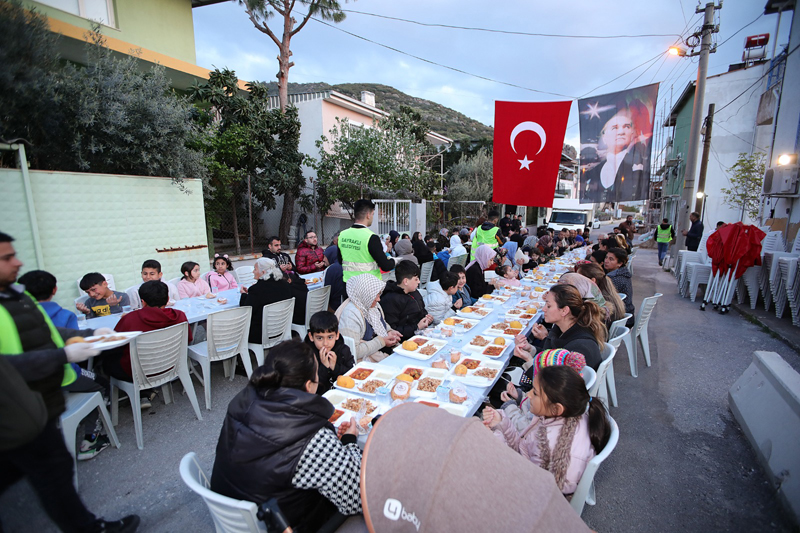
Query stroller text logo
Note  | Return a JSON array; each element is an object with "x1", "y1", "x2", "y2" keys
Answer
[{"x1": 383, "y1": 498, "x2": 421, "y2": 531}]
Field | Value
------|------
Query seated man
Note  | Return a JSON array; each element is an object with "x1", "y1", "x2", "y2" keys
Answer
[
  {"x1": 295, "y1": 231, "x2": 328, "y2": 274},
  {"x1": 128, "y1": 259, "x2": 180, "y2": 308},
  {"x1": 76, "y1": 272, "x2": 129, "y2": 318},
  {"x1": 380, "y1": 260, "x2": 433, "y2": 341},
  {"x1": 103, "y1": 281, "x2": 191, "y2": 389}
]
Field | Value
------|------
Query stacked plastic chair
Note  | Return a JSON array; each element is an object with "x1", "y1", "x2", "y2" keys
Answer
[
  {"x1": 683, "y1": 245, "x2": 712, "y2": 302},
  {"x1": 763, "y1": 232, "x2": 800, "y2": 313},
  {"x1": 775, "y1": 255, "x2": 799, "y2": 319},
  {"x1": 786, "y1": 257, "x2": 800, "y2": 326},
  {"x1": 736, "y1": 231, "x2": 784, "y2": 309},
  {"x1": 675, "y1": 233, "x2": 710, "y2": 289}
]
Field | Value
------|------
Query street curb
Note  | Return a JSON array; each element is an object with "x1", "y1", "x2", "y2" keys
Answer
[{"x1": 731, "y1": 303, "x2": 800, "y2": 355}]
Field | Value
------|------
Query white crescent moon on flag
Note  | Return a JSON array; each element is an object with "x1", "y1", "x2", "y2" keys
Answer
[{"x1": 510, "y1": 121, "x2": 547, "y2": 155}]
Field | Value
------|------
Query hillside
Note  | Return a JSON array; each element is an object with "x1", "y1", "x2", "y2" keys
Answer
[{"x1": 263, "y1": 81, "x2": 494, "y2": 141}]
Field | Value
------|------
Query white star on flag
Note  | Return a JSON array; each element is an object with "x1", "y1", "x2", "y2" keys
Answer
[{"x1": 518, "y1": 155, "x2": 533, "y2": 170}]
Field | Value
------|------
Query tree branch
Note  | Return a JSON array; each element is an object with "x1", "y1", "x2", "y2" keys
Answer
[
  {"x1": 246, "y1": 7, "x2": 281, "y2": 48},
  {"x1": 291, "y1": 0, "x2": 318, "y2": 36}
]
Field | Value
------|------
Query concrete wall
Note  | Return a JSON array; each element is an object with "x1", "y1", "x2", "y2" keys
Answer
[{"x1": 1, "y1": 168, "x2": 208, "y2": 309}]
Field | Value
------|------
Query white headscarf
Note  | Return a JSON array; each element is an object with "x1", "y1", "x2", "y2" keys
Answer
[
  {"x1": 345, "y1": 274, "x2": 389, "y2": 336},
  {"x1": 255, "y1": 257, "x2": 283, "y2": 281}
]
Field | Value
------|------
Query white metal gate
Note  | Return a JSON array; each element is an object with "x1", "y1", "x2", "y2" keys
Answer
[{"x1": 373, "y1": 200, "x2": 411, "y2": 235}]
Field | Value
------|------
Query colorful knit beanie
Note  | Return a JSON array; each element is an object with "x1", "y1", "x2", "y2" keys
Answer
[{"x1": 533, "y1": 348, "x2": 586, "y2": 376}]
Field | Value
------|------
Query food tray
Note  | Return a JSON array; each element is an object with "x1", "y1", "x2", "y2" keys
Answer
[
  {"x1": 323, "y1": 389, "x2": 387, "y2": 427},
  {"x1": 393, "y1": 336, "x2": 449, "y2": 360},
  {"x1": 439, "y1": 317, "x2": 481, "y2": 330},
  {"x1": 504, "y1": 310, "x2": 537, "y2": 323},
  {"x1": 449, "y1": 356, "x2": 505, "y2": 385},
  {"x1": 464, "y1": 334, "x2": 507, "y2": 353},
  {"x1": 413, "y1": 398, "x2": 470, "y2": 417},
  {"x1": 483, "y1": 322, "x2": 524, "y2": 339},
  {"x1": 81, "y1": 331, "x2": 141, "y2": 350},
  {"x1": 397, "y1": 367, "x2": 449, "y2": 399},
  {"x1": 335, "y1": 362, "x2": 399, "y2": 397},
  {"x1": 477, "y1": 294, "x2": 510, "y2": 304},
  {"x1": 455, "y1": 306, "x2": 492, "y2": 319}
]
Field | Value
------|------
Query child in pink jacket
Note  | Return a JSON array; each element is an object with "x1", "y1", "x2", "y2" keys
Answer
[
  {"x1": 177, "y1": 261, "x2": 213, "y2": 299},
  {"x1": 483, "y1": 365, "x2": 610, "y2": 496}
]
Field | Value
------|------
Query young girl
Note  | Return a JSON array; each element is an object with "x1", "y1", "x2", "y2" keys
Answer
[
  {"x1": 449, "y1": 264, "x2": 475, "y2": 309},
  {"x1": 177, "y1": 261, "x2": 213, "y2": 299},
  {"x1": 495, "y1": 265, "x2": 520, "y2": 287},
  {"x1": 483, "y1": 365, "x2": 611, "y2": 496},
  {"x1": 208, "y1": 254, "x2": 239, "y2": 292}
]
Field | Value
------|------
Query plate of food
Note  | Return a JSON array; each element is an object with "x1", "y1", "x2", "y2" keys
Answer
[
  {"x1": 456, "y1": 306, "x2": 492, "y2": 319},
  {"x1": 449, "y1": 356, "x2": 504, "y2": 385},
  {"x1": 505, "y1": 310, "x2": 536, "y2": 323},
  {"x1": 440, "y1": 316, "x2": 480, "y2": 330},
  {"x1": 74, "y1": 331, "x2": 142, "y2": 350},
  {"x1": 393, "y1": 336, "x2": 448, "y2": 360},
  {"x1": 413, "y1": 398, "x2": 470, "y2": 417},
  {"x1": 409, "y1": 371, "x2": 448, "y2": 399},
  {"x1": 335, "y1": 362, "x2": 398, "y2": 396},
  {"x1": 478, "y1": 294, "x2": 510, "y2": 304},
  {"x1": 304, "y1": 277, "x2": 321, "y2": 285},
  {"x1": 484, "y1": 321, "x2": 525, "y2": 339},
  {"x1": 322, "y1": 390, "x2": 386, "y2": 427}
]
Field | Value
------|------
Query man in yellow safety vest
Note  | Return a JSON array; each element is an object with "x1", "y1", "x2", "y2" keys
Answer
[
  {"x1": 0, "y1": 232, "x2": 140, "y2": 532},
  {"x1": 470, "y1": 210, "x2": 505, "y2": 260},
  {"x1": 338, "y1": 199, "x2": 398, "y2": 283},
  {"x1": 656, "y1": 218, "x2": 676, "y2": 266}
]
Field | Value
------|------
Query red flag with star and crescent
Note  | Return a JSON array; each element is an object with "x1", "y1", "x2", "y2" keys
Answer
[{"x1": 493, "y1": 100, "x2": 572, "y2": 207}]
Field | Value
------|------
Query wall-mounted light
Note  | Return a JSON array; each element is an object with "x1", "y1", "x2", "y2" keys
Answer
[{"x1": 777, "y1": 153, "x2": 798, "y2": 166}]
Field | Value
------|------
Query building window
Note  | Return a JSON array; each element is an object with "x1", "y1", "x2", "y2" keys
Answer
[{"x1": 37, "y1": 0, "x2": 116, "y2": 27}]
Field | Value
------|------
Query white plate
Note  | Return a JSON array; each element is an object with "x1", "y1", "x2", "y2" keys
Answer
[
  {"x1": 335, "y1": 362, "x2": 398, "y2": 396},
  {"x1": 413, "y1": 398, "x2": 470, "y2": 416},
  {"x1": 393, "y1": 336, "x2": 449, "y2": 360},
  {"x1": 401, "y1": 367, "x2": 448, "y2": 399},
  {"x1": 323, "y1": 390, "x2": 387, "y2": 427},
  {"x1": 476, "y1": 294, "x2": 510, "y2": 305},
  {"x1": 455, "y1": 307, "x2": 492, "y2": 319},
  {"x1": 82, "y1": 331, "x2": 141, "y2": 350},
  {"x1": 464, "y1": 335, "x2": 507, "y2": 352},
  {"x1": 483, "y1": 323, "x2": 525, "y2": 339},
  {"x1": 449, "y1": 356, "x2": 504, "y2": 385}
]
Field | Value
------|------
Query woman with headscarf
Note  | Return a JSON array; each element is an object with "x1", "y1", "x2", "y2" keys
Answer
[
  {"x1": 449, "y1": 234, "x2": 467, "y2": 258},
  {"x1": 335, "y1": 274, "x2": 402, "y2": 362},
  {"x1": 437, "y1": 228, "x2": 450, "y2": 251},
  {"x1": 465, "y1": 244, "x2": 501, "y2": 297},
  {"x1": 537, "y1": 234, "x2": 553, "y2": 255},
  {"x1": 501, "y1": 240, "x2": 518, "y2": 268},
  {"x1": 523, "y1": 233, "x2": 539, "y2": 250},
  {"x1": 389, "y1": 230, "x2": 400, "y2": 249},
  {"x1": 240, "y1": 257, "x2": 294, "y2": 344},
  {"x1": 411, "y1": 232, "x2": 422, "y2": 244},
  {"x1": 393, "y1": 239, "x2": 418, "y2": 265}
]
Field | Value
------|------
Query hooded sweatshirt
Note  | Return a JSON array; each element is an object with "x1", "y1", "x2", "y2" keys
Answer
[
  {"x1": 380, "y1": 280, "x2": 428, "y2": 340},
  {"x1": 114, "y1": 306, "x2": 192, "y2": 377}
]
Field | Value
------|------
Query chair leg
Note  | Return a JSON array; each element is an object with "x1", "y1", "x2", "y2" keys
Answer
[
  {"x1": 201, "y1": 357, "x2": 211, "y2": 411},
  {"x1": 586, "y1": 481, "x2": 596, "y2": 506},
  {"x1": 110, "y1": 383, "x2": 119, "y2": 426},
  {"x1": 606, "y1": 363, "x2": 618, "y2": 407},
  {"x1": 623, "y1": 332, "x2": 637, "y2": 378},
  {"x1": 639, "y1": 329, "x2": 652, "y2": 367},
  {"x1": 60, "y1": 415, "x2": 80, "y2": 490},
  {"x1": 238, "y1": 350, "x2": 254, "y2": 379},
  {"x1": 162, "y1": 383, "x2": 174, "y2": 405},
  {"x1": 178, "y1": 367, "x2": 204, "y2": 422},
  {"x1": 96, "y1": 400, "x2": 120, "y2": 450},
  {"x1": 128, "y1": 388, "x2": 144, "y2": 450}
]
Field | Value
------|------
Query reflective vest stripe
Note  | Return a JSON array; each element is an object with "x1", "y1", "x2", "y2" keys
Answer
[
  {"x1": 656, "y1": 226, "x2": 673, "y2": 243},
  {"x1": 471, "y1": 226, "x2": 500, "y2": 260}
]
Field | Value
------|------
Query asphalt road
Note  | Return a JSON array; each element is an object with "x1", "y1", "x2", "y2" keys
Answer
[{"x1": 1, "y1": 243, "x2": 797, "y2": 532}]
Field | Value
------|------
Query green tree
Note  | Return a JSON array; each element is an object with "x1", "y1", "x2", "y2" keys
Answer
[
  {"x1": 307, "y1": 118, "x2": 437, "y2": 218},
  {"x1": 383, "y1": 105, "x2": 431, "y2": 147},
  {"x1": 445, "y1": 147, "x2": 494, "y2": 205},
  {"x1": 720, "y1": 152, "x2": 766, "y2": 221},
  {"x1": 238, "y1": 0, "x2": 347, "y2": 242}
]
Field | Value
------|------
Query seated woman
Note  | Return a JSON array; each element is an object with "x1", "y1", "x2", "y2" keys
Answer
[
  {"x1": 239, "y1": 257, "x2": 293, "y2": 344},
  {"x1": 574, "y1": 261, "x2": 626, "y2": 326},
  {"x1": 465, "y1": 244, "x2": 501, "y2": 298},
  {"x1": 556, "y1": 272, "x2": 610, "y2": 327},
  {"x1": 211, "y1": 341, "x2": 362, "y2": 531},
  {"x1": 335, "y1": 274, "x2": 401, "y2": 362},
  {"x1": 412, "y1": 239, "x2": 447, "y2": 281},
  {"x1": 514, "y1": 284, "x2": 605, "y2": 371},
  {"x1": 603, "y1": 248, "x2": 635, "y2": 326}
]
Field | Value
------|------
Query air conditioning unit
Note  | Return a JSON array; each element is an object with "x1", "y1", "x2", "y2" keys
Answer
[{"x1": 763, "y1": 164, "x2": 799, "y2": 195}]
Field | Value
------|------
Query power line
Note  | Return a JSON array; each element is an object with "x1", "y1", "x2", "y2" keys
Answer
[
  {"x1": 578, "y1": 51, "x2": 666, "y2": 99},
  {"x1": 716, "y1": 13, "x2": 763, "y2": 49},
  {"x1": 715, "y1": 123, "x2": 769, "y2": 152},
  {"x1": 340, "y1": 9, "x2": 683, "y2": 40}
]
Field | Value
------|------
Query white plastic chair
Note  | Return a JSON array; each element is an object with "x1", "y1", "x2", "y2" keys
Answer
[
  {"x1": 764, "y1": 231, "x2": 800, "y2": 311},
  {"x1": 188, "y1": 307, "x2": 253, "y2": 410},
  {"x1": 619, "y1": 293, "x2": 662, "y2": 378},
  {"x1": 737, "y1": 231, "x2": 783, "y2": 309},
  {"x1": 618, "y1": 293, "x2": 627, "y2": 301},
  {"x1": 74, "y1": 295, "x2": 88, "y2": 307},
  {"x1": 580, "y1": 366, "x2": 596, "y2": 391},
  {"x1": 608, "y1": 313, "x2": 632, "y2": 339},
  {"x1": 76, "y1": 273, "x2": 116, "y2": 296},
  {"x1": 506, "y1": 367, "x2": 523, "y2": 386},
  {"x1": 110, "y1": 323, "x2": 203, "y2": 449},
  {"x1": 606, "y1": 327, "x2": 630, "y2": 406},
  {"x1": 419, "y1": 261, "x2": 434, "y2": 290},
  {"x1": 291, "y1": 286, "x2": 331, "y2": 339},
  {"x1": 124, "y1": 285, "x2": 140, "y2": 309},
  {"x1": 60, "y1": 392, "x2": 121, "y2": 490},
  {"x1": 342, "y1": 335, "x2": 357, "y2": 358},
  {"x1": 447, "y1": 254, "x2": 468, "y2": 269},
  {"x1": 570, "y1": 415, "x2": 620, "y2": 516},
  {"x1": 247, "y1": 298, "x2": 295, "y2": 367},
  {"x1": 179, "y1": 452, "x2": 267, "y2": 533},
  {"x1": 234, "y1": 267, "x2": 255, "y2": 289},
  {"x1": 675, "y1": 233, "x2": 710, "y2": 285},
  {"x1": 167, "y1": 277, "x2": 183, "y2": 289},
  {"x1": 589, "y1": 343, "x2": 616, "y2": 408}
]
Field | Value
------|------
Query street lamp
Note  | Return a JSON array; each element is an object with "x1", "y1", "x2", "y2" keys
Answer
[
  {"x1": 697, "y1": 191, "x2": 708, "y2": 224},
  {"x1": 669, "y1": 46, "x2": 687, "y2": 57}
]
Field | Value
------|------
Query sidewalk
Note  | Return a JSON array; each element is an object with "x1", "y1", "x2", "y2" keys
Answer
[{"x1": 1, "y1": 248, "x2": 797, "y2": 531}]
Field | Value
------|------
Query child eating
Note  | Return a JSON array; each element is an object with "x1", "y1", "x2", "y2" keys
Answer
[
  {"x1": 177, "y1": 261, "x2": 213, "y2": 299},
  {"x1": 482, "y1": 365, "x2": 610, "y2": 496},
  {"x1": 208, "y1": 254, "x2": 239, "y2": 292},
  {"x1": 302, "y1": 311, "x2": 354, "y2": 394},
  {"x1": 495, "y1": 265, "x2": 521, "y2": 287},
  {"x1": 76, "y1": 272, "x2": 129, "y2": 318},
  {"x1": 128, "y1": 260, "x2": 180, "y2": 308}
]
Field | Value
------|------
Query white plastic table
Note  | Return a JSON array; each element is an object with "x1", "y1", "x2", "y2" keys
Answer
[{"x1": 298, "y1": 270, "x2": 325, "y2": 291}]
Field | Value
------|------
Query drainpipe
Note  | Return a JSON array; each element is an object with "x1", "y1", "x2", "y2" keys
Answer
[{"x1": 6, "y1": 143, "x2": 45, "y2": 268}]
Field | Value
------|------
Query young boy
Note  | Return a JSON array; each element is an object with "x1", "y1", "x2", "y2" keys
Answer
[
  {"x1": 449, "y1": 264, "x2": 475, "y2": 309},
  {"x1": 423, "y1": 270, "x2": 459, "y2": 322},
  {"x1": 76, "y1": 272, "x2": 129, "y2": 318},
  {"x1": 303, "y1": 311, "x2": 355, "y2": 395},
  {"x1": 380, "y1": 261, "x2": 433, "y2": 340},
  {"x1": 103, "y1": 281, "x2": 191, "y2": 406},
  {"x1": 18, "y1": 269, "x2": 78, "y2": 329},
  {"x1": 128, "y1": 259, "x2": 180, "y2": 308}
]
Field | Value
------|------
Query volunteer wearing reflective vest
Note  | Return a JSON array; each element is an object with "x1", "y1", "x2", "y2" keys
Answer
[
  {"x1": 0, "y1": 232, "x2": 141, "y2": 532},
  {"x1": 338, "y1": 199, "x2": 397, "y2": 283},
  {"x1": 656, "y1": 218, "x2": 676, "y2": 267},
  {"x1": 470, "y1": 210, "x2": 505, "y2": 260}
]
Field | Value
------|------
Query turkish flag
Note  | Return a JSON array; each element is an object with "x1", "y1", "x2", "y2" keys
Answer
[{"x1": 493, "y1": 100, "x2": 571, "y2": 207}]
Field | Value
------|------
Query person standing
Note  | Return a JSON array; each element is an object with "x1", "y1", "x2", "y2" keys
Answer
[
  {"x1": 511, "y1": 214, "x2": 523, "y2": 234},
  {"x1": 470, "y1": 210, "x2": 504, "y2": 260},
  {"x1": 498, "y1": 212, "x2": 513, "y2": 237},
  {"x1": 656, "y1": 218, "x2": 676, "y2": 266},
  {"x1": 0, "y1": 232, "x2": 140, "y2": 533},
  {"x1": 682, "y1": 212, "x2": 704, "y2": 252},
  {"x1": 338, "y1": 199, "x2": 396, "y2": 283},
  {"x1": 620, "y1": 215, "x2": 636, "y2": 247}
]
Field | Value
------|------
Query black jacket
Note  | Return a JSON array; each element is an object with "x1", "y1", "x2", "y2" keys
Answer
[
  {"x1": 380, "y1": 281, "x2": 427, "y2": 340},
  {"x1": 465, "y1": 262, "x2": 494, "y2": 299},
  {"x1": 527, "y1": 322, "x2": 603, "y2": 371},
  {"x1": 303, "y1": 335, "x2": 355, "y2": 395},
  {"x1": 211, "y1": 385, "x2": 337, "y2": 531},
  {"x1": 240, "y1": 278, "x2": 294, "y2": 344}
]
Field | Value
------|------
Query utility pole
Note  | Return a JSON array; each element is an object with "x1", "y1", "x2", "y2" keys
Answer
[
  {"x1": 695, "y1": 103, "x2": 715, "y2": 214},
  {"x1": 672, "y1": 1, "x2": 721, "y2": 261}
]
